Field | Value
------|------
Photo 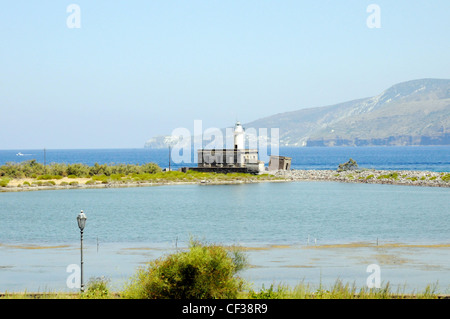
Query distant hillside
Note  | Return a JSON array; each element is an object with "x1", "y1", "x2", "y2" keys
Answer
[
  {"x1": 144, "y1": 78, "x2": 450, "y2": 148},
  {"x1": 244, "y1": 78, "x2": 450, "y2": 146}
]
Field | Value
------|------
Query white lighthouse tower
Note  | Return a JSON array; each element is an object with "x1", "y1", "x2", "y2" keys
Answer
[{"x1": 233, "y1": 121, "x2": 245, "y2": 150}]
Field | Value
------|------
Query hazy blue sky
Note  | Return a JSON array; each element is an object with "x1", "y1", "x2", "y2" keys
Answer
[{"x1": 1, "y1": 1, "x2": 449, "y2": 149}]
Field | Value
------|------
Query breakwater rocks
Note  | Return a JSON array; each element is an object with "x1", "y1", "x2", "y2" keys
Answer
[{"x1": 273, "y1": 169, "x2": 450, "y2": 188}]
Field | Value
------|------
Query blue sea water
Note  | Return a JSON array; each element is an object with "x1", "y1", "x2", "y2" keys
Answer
[{"x1": 1, "y1": 146, "x2": 450, "y2": 171}]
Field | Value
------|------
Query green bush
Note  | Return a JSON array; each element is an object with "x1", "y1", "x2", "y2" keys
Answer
[
  {"x1": 123, "y1": 240, "x2": 247, "y2": 299},
  {"x1": 82, "y1": 277, "x2": 111, "y2": 299},
  {"x1": 337, "y1": 158, "x2": 358, "y2": 172},
  {"x1": 0, "y1": 161, "x2": 162, "y2": 179},
  {"x1": 0, "y1": 178, "x2": 10, "y2": 187},
  {"x1": 67, "y1": 164, "x2": 90, "y2": 177},
  {"x1": 92, "y1": 175, "x2": 108, "y2": 183}
]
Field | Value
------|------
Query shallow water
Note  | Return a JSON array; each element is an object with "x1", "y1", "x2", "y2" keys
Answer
[{"x1": 0, "y1": 181, "x2": 449, "y2": 293}]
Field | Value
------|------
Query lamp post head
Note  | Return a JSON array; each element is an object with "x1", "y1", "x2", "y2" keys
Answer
[{"x1": 77, "y1": 210, "x2": 87, "y2": 231}]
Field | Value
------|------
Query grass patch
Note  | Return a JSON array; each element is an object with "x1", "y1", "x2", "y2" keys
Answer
[
  {"x1": 377, "y1": 172, "x2": 399, "y2": 180},
  {"x1": 1, "y1": 280, "x2": 442, "y2": 299},
  {"x1": 245, "y1": 280, "x2": 441, "y2": 299}
]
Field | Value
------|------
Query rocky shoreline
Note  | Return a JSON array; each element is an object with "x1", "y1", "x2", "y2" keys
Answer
[{"x1": 273, "y1": 169, "x2": 450, "y2": 188}]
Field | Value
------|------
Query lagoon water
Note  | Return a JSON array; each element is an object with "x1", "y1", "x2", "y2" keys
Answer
[
  {"x1": 1, "y1": 181, "x2": 449, "y2": 293},
  {"x1": 1, "y1": 146, "x2": 449, "y2": 293}
]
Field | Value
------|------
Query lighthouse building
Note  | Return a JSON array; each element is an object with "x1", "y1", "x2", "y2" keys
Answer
[{"x1": 191, "y1": 122, "x2": 264, "y2": 174}]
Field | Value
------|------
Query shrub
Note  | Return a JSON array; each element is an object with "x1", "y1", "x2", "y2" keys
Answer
[
  {"x1": 123, "y1": 240, "x2": 247, "y2": 299},
  {"x1": 92, "y1": 175, "x2": 108, "y2": 183},
  {"x1": 0, "y1": 178, "x2": 10, "y2": 187},
  {"x1": 85, "y1": 180, "x2": 96, "y2": 185},
  {"x1": 0, "y1": 161, "x2": 163, "y2": 180},
  {"x1": 47, "y1": 163, "x2": 67, "y2": 177},
  {"x1": 82, "y1": 277, "x2": 111, "y2": 299},
  {"x1": 69, "y1": 181, "x2": 79, "y2": 186},
  {"x1": 337, "y1": 158, "x2": 358, "y2": 172},
  {"x1": 36, "y1": 174, "x2": 53, "y2": 180},
  {"x1": 67, "y1": 164, "x2": 90, "y2": 177},
  {"x1": 141, "y1": 163, "x2": 161, "y2": 174}
]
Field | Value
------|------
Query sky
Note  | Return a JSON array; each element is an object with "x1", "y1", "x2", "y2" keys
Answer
[{"x1": 0, "y1": 1, "x2": 449, "y2": 149}]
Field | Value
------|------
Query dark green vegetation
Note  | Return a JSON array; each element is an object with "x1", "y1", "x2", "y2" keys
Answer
[
  {"x1": 0, "y1": 177, "x2": 10, "y2": 187},
  {"x1": 123, "y1": 240, "x2": 248, "y2": 299},
  {"x1": 337, "y1": 158, "x2": 358, "y2": 172},
  {"x1": 0, "y1": 159, "x2": 161, "y2": 179}
]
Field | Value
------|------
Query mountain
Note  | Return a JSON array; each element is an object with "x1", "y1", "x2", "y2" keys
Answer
[
  {"x1": 244, "y1": 78, "x2": 450, "y2": 146},
  {"x1": 144, "y1": 78, "x2": 450, "y2": 148}
]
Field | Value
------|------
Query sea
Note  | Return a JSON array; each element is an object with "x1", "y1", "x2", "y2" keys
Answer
[
  {"x1": 0, "y1": 146, "x2": 449, "y2": 293},
  {"x1": 1, "y1": 145, "x2": 450, "y2": 171}
]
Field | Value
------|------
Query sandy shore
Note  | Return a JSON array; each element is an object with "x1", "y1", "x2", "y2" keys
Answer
[{"x1": 1, "y1": 169, "x2": 449, "y2": 192}]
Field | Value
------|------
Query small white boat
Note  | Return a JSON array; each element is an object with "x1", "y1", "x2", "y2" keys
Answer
[{"x1": 16, "y1": 152, "x2": 24, "y2": 156}]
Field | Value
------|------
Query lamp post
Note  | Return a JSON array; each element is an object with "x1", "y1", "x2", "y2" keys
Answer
[{"x1": 77, "y1": 210, "x2": 87, "y2": 292}]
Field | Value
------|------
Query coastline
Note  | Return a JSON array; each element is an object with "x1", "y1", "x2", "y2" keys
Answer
[
  {"x1": 276, "y1": 169, "x2": 450, "y2": 188},
  {"x1": 1, "y1": 169, "x2": 449, "y2": 192}
]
